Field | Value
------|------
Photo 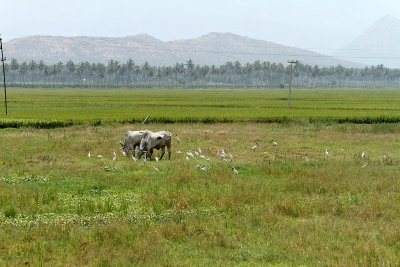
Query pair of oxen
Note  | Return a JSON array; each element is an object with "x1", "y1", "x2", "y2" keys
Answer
[{"x1": 120, "y1": 130, "x2": 172, "y2": 160}]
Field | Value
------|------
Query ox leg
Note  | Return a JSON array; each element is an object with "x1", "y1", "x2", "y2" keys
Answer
[
  {"x1": 147, "y1": 148, "x2": 152, "y2": 160},
  {"x1": 159, "y1": 147, "x2": 165, "y2": 160},
  {"x1": 167, "y1": 144, "x2": 171, "y2": 160}
]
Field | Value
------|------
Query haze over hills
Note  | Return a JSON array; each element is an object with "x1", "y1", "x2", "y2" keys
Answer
[
  {"x1": 5, "y1": 33, "x2": 360, "y2": 67},
  {"x1": 334, "y1": 15, "x2": 400, "y2": 68}
]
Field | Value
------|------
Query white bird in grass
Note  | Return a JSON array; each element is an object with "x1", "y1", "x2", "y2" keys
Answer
[
  {"x1": 232, "y1": 167, "x2": 239, "y2": 174},
  {"x1": 88, "y1": 151, "x2": 91, "y2": 158},
  {"x1": 251, "y1": 143, "x2": 259, "y2": 152},
  {"x1": 155, "y1": 157, "x2": 159, "y2": 162},
  {"x1": 198, "y1": 147, "x2": 202, "y2": 154},
  {"x1": 194, "y1": 151, "x2": 200, "y2": 156},
  {"x1": 113, "y1": 152, "x2": 117, "y2": 162},
  {"x1": 97, "y1": 155, "x2": 103, "y2": 159},
  {"x1": 200, "y1": 155, "x2": 206, "y2": 159},
  {"x1": 176, "y1": 136, "x2": 182, "y2": 143},
  {"x1": 131, "y1": 156, "x2": 137, "y2": 161},
  {"x1": 196, "y1": 164, "x2": 207, "y2": 172},
  {"x1": 324, "y1": 149, "x2": 329, "y2": 156},
  {"x1": 217, "y1": 149, "x2": 226, "y2": 158},
  {"x1": 152, "y1": 166, "x2": 160, "y2": 172},
  {"x1": 176, "y1": 150, "x2": 182, "y2": 155},
  {"x1": 361, "y1": 164, "x2": 368, "y2": 168},
  {"x1": 272, "y1": 141, "x2": 278, "y2": 146},
  {"x1": 186, "y1": 151, "x2": 194, "y2": 158},
  {"x1": 361, "y1": 151, "x2": 365, "y2": 159}
]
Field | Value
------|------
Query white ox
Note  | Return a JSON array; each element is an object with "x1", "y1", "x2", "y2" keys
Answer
[
  {"x1": 120, "y1": 130, "x2": 148, "y2": 157},
  {"x1": 137, "y1": 131, "x2": 172, "y2": 160}
]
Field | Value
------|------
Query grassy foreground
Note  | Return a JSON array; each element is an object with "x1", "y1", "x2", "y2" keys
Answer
[{"x1": 1, "y1": 122, "x2": 400, "y2": 265}]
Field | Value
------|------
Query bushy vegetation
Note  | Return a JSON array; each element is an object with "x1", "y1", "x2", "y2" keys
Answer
[
  {"x1": 5, "y1": 58, "x2": 400, "y2": 88},
  {"x1": 1, "y1": 123, "x2": 400, "y2": 265}
]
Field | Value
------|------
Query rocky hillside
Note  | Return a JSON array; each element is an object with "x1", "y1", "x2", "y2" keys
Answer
[{"x1": 5, "y1": 32, "x2": 360, "y2": 67}]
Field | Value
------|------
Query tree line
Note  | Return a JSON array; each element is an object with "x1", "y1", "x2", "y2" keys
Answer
[{"x1": 4, "y1": 58, "x2": 400, "y2": 88}]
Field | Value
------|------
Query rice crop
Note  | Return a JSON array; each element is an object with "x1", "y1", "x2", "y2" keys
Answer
[{"x1": 0, "y1": 88, "x2": 400, "y2": 127}]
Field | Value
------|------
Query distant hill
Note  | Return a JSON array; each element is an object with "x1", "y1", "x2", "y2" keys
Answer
[
  {"x1": 5, "y1": 32, "x2": 360, "y2": 67},
  {"x1": 334, "y1": 15, "x2": 400, "y2": 68}
]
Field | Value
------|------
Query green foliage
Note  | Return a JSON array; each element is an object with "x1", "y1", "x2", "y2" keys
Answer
[
  {"x1": 5, "y1": 59, "x2": 400, "y2": 88},
  {"x1": 4, "y1": 207, "x2": 17, "y2": 218}
]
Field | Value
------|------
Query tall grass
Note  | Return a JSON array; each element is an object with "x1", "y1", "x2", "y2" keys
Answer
[{"x1": 0, "y1": 123, "x2": 400, "y2": 265}]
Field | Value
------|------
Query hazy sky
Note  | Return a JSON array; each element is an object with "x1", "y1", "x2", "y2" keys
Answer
[{"x1": 2, "y1": 0, "x2": 400, "y2": 54}]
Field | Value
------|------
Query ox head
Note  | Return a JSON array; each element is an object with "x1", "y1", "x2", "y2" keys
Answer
[
  {"x1": 137, "y1": 132, "x2": 155, "y2": 159},
  {"x1": 136, "y1": 136, "x2": 147, "y2": 159}
]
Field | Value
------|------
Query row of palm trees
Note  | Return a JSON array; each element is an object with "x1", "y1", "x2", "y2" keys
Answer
[{"x1": 5, "y1": 58, "x2": 400, "y2": 88}]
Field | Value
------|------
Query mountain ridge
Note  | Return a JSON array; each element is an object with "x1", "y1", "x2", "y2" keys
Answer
[
  {"x1": 334, "y1": 15, "x2": 400, "y2": 68},
  {"x1": 5, "y1": 32, "x2": 361, "y2": 67}
]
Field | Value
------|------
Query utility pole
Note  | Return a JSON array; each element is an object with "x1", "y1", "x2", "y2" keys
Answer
[
  {"x1": 287, "y1": 60, "x2": 297, "y2": 110},
  {"x1": 0, "y1": 36, "x2": 7, "y2": 115}
]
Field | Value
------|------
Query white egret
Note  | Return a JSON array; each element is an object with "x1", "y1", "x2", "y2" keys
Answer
[
  {"x1": 197, "y1": 164, "x2": 207, "y2": 172},
  {"x1": 251, "y1": 143, "x2": 259, "y2": 152},
  {"x1": 88, "y1": 151, "x2": 91, "y2": 158},
  {"x1": 113, "y1": 152, "x2": 117, "y2": 162},
  {"x1": 152, "y1": 166, "x2": 160, "y2": 172},
  {"x1": 232, "y1": 167, "x2": 239, "y2": 174},
  {"x1": 217, "y1": 149, "x2": 226, "y2": 158}
]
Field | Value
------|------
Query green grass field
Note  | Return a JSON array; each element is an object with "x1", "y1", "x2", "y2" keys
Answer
[
  {"x1": 1, "y1": 88, "x2": 400, "y2": 265},
  {"x1": 1, "y1": 88, "x2": 400, "y2": 125}
]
